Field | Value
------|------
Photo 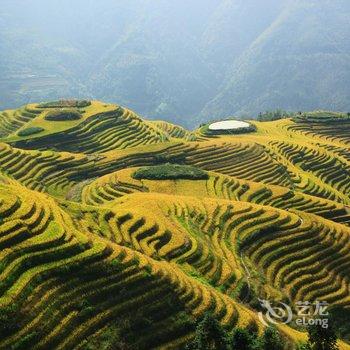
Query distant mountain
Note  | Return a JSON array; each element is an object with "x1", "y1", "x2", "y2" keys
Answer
[
  {"x1": 201, "y1": 0, "x2": 350, "y2": 120},
  {"x1": 1, "y1": 0, "x2": 350, "y2": 127}
]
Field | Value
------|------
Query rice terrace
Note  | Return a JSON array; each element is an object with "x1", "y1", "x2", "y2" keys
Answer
[{"x1": 0, "y1": 98, "x2": 348, "y2": 349}]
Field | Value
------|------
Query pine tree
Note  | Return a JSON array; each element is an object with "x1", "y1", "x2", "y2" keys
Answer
[
  {"x1": 307, "y1": 320, "x2": 338, "y2": 350},
  {"x1": 231, "y1": 327, "x2": 254, "y2": 350},
  {"x1": 262, "y1": 326, "x2": 284, "y2": 350},
  {"x1": 186, "y1": 313, "x2": 228, "y2": 350}
]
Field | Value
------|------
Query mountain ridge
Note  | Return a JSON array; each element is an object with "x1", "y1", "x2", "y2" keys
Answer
[
  {"x1": 2, "y1": 0, "x2": 350, "y2": 127},
  {"x1": 201, "y1": 0, "x2": 350, "y2": 120}
]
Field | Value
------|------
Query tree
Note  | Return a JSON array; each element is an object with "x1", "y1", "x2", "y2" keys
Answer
[
  {"x1": 186, "y1": 313, "x2": 228, "y2": 350},
  {"x1": 298, "y1": 342, "x2": 312, "y2": 350},
  {"x1": 307, "y1": 320, "x2": 338, "y2": 350},
  {"x1": 0, "y1": 305, "x2": 21, "y2": 337},
  {"x1": 257, "y1": 109, "x2": 293, "y2": 122},
  {"x1": 231, "y1": 327, "x2": 255, "y2": 350},
  {"x1": 261, "y1": 326, "x2": 284, "y2": 350}
]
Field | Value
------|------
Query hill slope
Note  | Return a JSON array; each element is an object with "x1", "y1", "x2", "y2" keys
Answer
[{"x1": 0, "y1": 101, "x2": 349, "y2": 348}]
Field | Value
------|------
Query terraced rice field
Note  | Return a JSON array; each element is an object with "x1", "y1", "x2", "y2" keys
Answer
[{"x1": 0, "y1": 101, "x2": 349, "y2": 349}]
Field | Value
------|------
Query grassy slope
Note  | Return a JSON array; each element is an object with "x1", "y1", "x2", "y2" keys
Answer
[{"x1": 0, "y1": 102, "x2": 349, "y2": 349}]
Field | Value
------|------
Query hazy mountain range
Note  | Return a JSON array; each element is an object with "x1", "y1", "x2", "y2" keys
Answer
[{"x1": 1, "y1": 0, "x2": 350, "y2": 127}]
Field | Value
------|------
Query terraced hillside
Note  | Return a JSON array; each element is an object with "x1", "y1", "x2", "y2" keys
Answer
[{"x1": 0, "y1": 101, "x2": 349, "y2": 349}]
